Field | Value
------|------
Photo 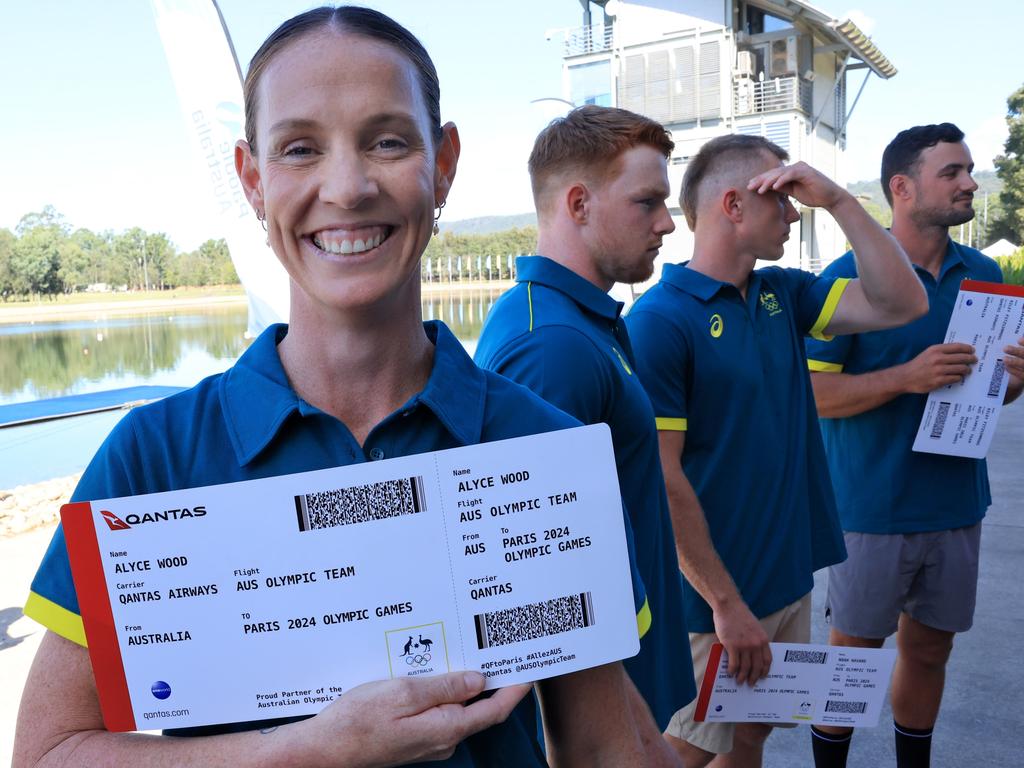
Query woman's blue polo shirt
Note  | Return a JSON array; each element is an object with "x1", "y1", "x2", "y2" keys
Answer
[
  {"x1": 805, "y1": 240, "x2": 1002, "y2": 534},
  {"x1": 25, "y1": 320, "x2": 597, "y2": 767},
  {"x1": 627, "y1": 263, "x2": 849, "y2": 633},
  {"x1": 474, "y1": 255, "x2": 697, "y2": 729}
]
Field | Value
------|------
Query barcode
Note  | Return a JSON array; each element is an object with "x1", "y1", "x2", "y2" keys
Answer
[
  {"x1": 295, "y1": 476, "x2": 426, "y2": 531},
  {"x1": 784, "y1": 649, "x2": 827, "y2": 664},
  {"x1": 825, "y1": 700, "x2": 867, "y2": 714},
  {"x1": 930, "y1": 401, "x2": 951, "y2": 439},
  {"x1": 475, "y1": 592, "x2": 594, "y2": 649},
  {"x1": 988, "y1": 359, "x2": 1005, "y2": 397}
]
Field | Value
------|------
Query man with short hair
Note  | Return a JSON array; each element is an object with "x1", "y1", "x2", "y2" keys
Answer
[
  {"x1": 625, "y1": 133, "x2": 928, "y2": 767},
  {"x1": 805, "y1": 123, "x2": 1024, "y2": 768},
  {"x1": 475, "y1": 104, "x2": 697, "y2": 766}
]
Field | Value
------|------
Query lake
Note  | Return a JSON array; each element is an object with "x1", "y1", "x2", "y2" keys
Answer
[{"x1": 0, "y1": 289, "x2": 504, "y2": 489}]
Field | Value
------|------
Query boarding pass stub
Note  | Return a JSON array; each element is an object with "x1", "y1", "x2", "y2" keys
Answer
[{"x1": 61, "y1": 424, "x2": 639, "y2": 732}]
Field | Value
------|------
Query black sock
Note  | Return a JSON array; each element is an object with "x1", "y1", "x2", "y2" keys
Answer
[
  {"x1": 894, "y1": 720, "x2": 933, "y2": 768},
  {"x1": 811, "y1": 725, "x2": 852, "y2": 768}
]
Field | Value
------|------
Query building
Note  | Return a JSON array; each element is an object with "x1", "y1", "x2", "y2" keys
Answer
[{"x1": 557, "y1": 0, "x2": 896, "y2": 282}]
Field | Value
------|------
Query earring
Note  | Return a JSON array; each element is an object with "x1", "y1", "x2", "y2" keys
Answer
[
  {"x1": 256, "y1": 209, "x2": 267, "y2": 232},
  {"x1": 432, "y1": 199, "x2": 446, "y2": 236}
]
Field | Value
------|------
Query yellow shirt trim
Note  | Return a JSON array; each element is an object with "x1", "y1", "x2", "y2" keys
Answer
[
  {"x1": 527, "y1": 282, "x2": 535, "y2": 332},
  {"x1": 24, "y1": 591, "x2": 87, "y2": 647},
  {"x1": 655, "y1": 417, "x2": 687, "y2": 431},
  {"x1": 636, "y1": 597, "x2": 652, "y2": 639},
  {"x1": 808, "y1": 278, "x2": 851, "y2": 341},
  {"x1": 807, "y1": 359, "x2": 844, "y2": 373}
]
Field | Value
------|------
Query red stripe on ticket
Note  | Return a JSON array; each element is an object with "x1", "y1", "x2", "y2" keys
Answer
[
  {"x1": 693, "y1": 642, "x2": 726, "y2": 722},
  {"x1": 61, "y1": 502, "x2": 137, "y2": 731},
  {"x1": 961, "y1": 279, "x2": 1024, "y2": 298}
]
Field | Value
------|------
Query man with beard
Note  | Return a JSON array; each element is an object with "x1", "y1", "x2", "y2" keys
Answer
[
  {"x1": 805, "y1": 124, "x2": 1024, "y2": 768},
  {"x1": 476, "y1": 105, "x2": 696, "y2": 766}
]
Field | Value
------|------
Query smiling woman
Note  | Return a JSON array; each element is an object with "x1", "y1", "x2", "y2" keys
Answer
[{"x1": 13, "y1": 6, "x2": 645, "y2": 768}]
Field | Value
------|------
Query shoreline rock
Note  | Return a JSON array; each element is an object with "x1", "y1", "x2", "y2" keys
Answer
[{"x1": 0, "y1": 474, "x2": 81, "y2": 537}]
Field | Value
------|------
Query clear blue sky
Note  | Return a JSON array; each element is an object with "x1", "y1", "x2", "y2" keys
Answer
[{"x1": 0, "y1": 1, "x2": 1017, "y2": 252}]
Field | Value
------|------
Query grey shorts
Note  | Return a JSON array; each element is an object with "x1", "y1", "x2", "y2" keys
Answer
[{"x1": 825, "y1": 523, "x2": 982, "y2": 638}]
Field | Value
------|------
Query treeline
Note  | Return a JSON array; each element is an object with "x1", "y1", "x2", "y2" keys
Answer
[
  {"x1": 0, "y1": 206, "x2": 237, "y2": 301},
  {"x1": 421, "y1": 227, "x2": 537, "y2": 280}
]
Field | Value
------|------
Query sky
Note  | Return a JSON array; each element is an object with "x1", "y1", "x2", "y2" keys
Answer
[{"x1": 0, "y1": 0, "x2": 1018, "y2": 253}]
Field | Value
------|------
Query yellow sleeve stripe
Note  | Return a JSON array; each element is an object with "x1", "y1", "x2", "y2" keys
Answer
[
  {"x1": 655, "y1": 417, "x2": 687, "y2": 431},
  {"x1": 527, "y1": 282, "x2": 535, "y2": 332},
  {"x1": 636, "y1": 597, "x2": 652, "y2": 639},
  {"x1": 808, "y1": 277, "x2": 851, "y2": 341},
  {"x1": 807, "y1": 359, "x2": 844, "y2": 373},
  {"x1": 23, "y1": 591, "x2": 87, "y2": 647}
]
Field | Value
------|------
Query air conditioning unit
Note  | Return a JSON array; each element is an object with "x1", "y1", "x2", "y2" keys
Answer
[{"x1": 736, "y1": 50, "x2": 755, "y2": 77}]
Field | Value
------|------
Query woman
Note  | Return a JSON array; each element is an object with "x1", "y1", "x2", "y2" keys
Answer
[{"x1": 15, "y1": 7, "x2": 645, "y2": 767}]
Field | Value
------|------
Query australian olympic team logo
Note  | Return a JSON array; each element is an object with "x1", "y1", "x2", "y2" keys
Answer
[
  {"x1": 400, "y1": 633, "x2": 434, "y2": 667},
  {"x1": 709, "y1": 313, "x2": 724, "y2": 338},
  {"x1": 759, "y1": 291, "x2": 782, "y2": 316},
  {"x1": 387, "y1": 622, "x2": 446, "y2": 678}
]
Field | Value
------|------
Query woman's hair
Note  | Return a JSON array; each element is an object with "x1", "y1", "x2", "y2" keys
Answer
[{"x1": 242, "y1": 5, "x2": 443, "y2": 152}]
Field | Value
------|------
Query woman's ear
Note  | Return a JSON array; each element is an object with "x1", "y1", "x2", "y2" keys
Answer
[
  {"x1": 235, "y1": 140, "x2": 264, "y2": 214},
  {"x1": 434, "y1": 122, "x2": 461, "y2": 204}
]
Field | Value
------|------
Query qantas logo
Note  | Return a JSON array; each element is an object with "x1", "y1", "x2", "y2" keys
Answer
[
  {"x1": 99, "y1": 506, "x2": 207, "y2": 531},
  {"x1": 101, "y1": 510, "x2": 132, "y2": 531}
]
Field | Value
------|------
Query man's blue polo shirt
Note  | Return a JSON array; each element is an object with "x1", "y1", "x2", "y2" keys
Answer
[
  {"x1": 474, "y1": 255, "x2": 696, "y2": 729},
  {"x1": 627, "y1": 263, "x2": 849, "y2": 633},
  {"x1": 26, "y1": 320, "x2": 594, "y2": 767},
  {"x1": 805, "y1": 240, "x2": 1002, "y2": 534}
]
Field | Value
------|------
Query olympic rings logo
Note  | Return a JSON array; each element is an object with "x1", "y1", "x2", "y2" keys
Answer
[{"x1": 406, "y1": 652, "x2": 432, "y2": 667}]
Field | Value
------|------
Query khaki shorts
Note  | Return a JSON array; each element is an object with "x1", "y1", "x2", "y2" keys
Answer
[{"x1": 666, "y1": 593, "x2": 811, "y2": 755}]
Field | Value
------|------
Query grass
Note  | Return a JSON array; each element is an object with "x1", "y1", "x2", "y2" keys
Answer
[{"x1": 0, "y1": 285, "x2": 245, "y2": 308}]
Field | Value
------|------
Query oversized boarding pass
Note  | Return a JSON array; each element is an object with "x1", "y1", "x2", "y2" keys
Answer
[
  {"x1": 61, "y1": 424, "x2": 639, "y2": 732},
  {"x1": 914, "y1": 280, "x2": 1024, "y2": 458},
  {"x1": 694, "y1": 643, "x2": 896, "y2": 727}
]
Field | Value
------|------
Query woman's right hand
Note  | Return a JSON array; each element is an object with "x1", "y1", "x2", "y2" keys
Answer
[{"x1": 295, "y1": 672, "x2": 532, "y2": 767}]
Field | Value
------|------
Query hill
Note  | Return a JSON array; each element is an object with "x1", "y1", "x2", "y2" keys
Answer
[
  {"x1": 439, "y1": 213, "x2": 537, "y2": 236},
  {"x1": 847, "y1": 169, "x2": 1003, "y2": 206}
]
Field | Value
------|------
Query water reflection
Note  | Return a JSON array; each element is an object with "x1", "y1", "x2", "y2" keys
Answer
[
  {"x1": 0, "y1": 307, "x2": 250, "y2": 405},
  {"x1": 0, "y1": 290, "x2": 504, "y2": 407}
]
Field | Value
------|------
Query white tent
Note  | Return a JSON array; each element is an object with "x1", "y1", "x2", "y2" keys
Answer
[{"x1": 982, "y1": 239, "x2": 1020, "y2": 258}]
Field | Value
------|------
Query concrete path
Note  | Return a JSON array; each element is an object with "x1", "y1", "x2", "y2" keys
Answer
[
  {"x1": 1, "y1": 406, "x2": 1020, "y2": 767},
  {"x1": 766, "y1": 401, "x2": 1024, "y2": 767}
]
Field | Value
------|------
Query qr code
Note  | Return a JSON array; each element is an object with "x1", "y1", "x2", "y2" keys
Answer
[
  {"x1": 474, "y1": 592, "x2": 594, "y2": 649},
  {"x1": 930, "y1": 401, "x2": 951, "y2": 439},
  {"x1": 988, "y1": 359, "x2": 1005, "y2": 397},
  {"x1": 825, "y1": 700, "x2": 867, "y2": 714},
  {"x1": 784, "y1": 649, "x2": 828, "y2": 664},
  {"x1": 295, "y1": 476, "x2": 426, "y2": 531}
]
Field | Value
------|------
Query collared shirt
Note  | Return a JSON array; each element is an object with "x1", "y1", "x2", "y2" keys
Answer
[
  {"x1": 805, "y1": 239, "x2": 1002, "y2": 534},
  {"x1": 475, "y1": 255, "x2": 696, "y2": 728},
  {"x1": 627, "y1": 262, "x2": 849, "y2": 632},
  {"x1": 26, "y1": 320, "x2": 583, "y2": 766}
]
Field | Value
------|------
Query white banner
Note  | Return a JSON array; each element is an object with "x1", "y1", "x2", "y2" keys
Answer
[{"x1": 150, "y1": 0, "x2": 289, "y2": 337}]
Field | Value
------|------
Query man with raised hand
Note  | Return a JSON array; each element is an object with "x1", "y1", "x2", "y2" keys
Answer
[
  {"x1": 805, "y1": 123, "x2": 1024, "y2": 768},
  {"x1": 475, "y1": 105, "x2": 696, "y2": 766},
  {"x1": 625, "y1": 133, "x2": 927, "y2": 768}
]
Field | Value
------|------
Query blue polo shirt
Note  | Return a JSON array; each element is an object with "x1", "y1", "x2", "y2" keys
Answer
[
  {"x1": 474, "y1": 256, "x2": 696, "y2": 729},
  {"x1": 805, "y1": 240, "x2": 1001, "y2": 534},
  {"x1": 627, "y1": 262, "x2": 849, "y2": 633},
  {"x1": 25, "y1": 320, "x2": 597, "y2": 767}
]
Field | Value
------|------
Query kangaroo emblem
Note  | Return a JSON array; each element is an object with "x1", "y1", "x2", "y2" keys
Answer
[{"x1": 401, "y1": 635, "x2": 414, "y2": 656}]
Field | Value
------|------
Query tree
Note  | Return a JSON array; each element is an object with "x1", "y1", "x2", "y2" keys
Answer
[
  {"x1": 0, "y1": 228, "x2": 15, "y2": 299},
  {"x1": 993, "y1": 82, "x2": 1024, "y2": 244},
  {"x1": 15, "y1": 205, "x2": 68, "y2": 236},
  {"x1": 11, "y1": 225, "x2": 63, "y2": 296}
]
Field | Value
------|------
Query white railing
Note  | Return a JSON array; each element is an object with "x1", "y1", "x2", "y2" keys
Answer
[
  {"x1": 733, "y1": 76, "x2": 812, "y2": 116},
  {"x1": 563, "y1": 24, "x2": 614, "y2": 56}
]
